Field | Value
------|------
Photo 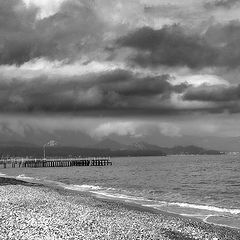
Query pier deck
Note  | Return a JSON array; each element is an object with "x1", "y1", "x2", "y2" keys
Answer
[{"x1": 0, "y1": 157, "x2": 112, "y2": 168}]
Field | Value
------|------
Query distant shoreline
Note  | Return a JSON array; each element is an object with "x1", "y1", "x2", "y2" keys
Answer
[{"x1": 0, "y1": 144, "x2": 223, "y2": 158}]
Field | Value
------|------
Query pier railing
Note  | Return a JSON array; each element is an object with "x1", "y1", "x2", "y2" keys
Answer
[{"x1": 0, "y1": 157, "x2": 112, "y2": 168}]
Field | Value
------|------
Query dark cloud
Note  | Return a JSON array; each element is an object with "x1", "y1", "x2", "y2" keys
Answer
[
  {"x1": 116, "y1": 22, "x2": 240, "y2": 69},
  {"x1": 116, "y1": 26, "x2": 218, "y2": 69},
  {"x1": 34, "y1": 0, "x2": 105, "y2": 61},
  {"x1": 2, "y1": 0, "x2": 240, "y2": 117},
  {"x1": 204, "y1": 0, "x2": 239, "y2": 9},
  {"x1": 183, "y1": 84, "x2": 240, "y2": 102},
  {"x1": 1, "y1": 64, "x2": 240, "y2": 115},
  {"x1": 182, "y1": 84, "x2": 240, "y2": 113},
  {"x1": 204, "y1": 21, "x2": 240, "y2": 46},
  {"x1": 0, "y1": 0, "x2": 105, "y2": 65},
  {"x1": 204, "y1": 21, "x2": 240, "y2": 68},
  {"x1": 2, "y1": 0, "x2": 240, "y2": 70},
  {"x1": 0, "y1": 70, "x2": 188, "y2": 115},
  {"x1": 97, "y1": 71, "x2": 174, "y2": 97},
  {"x1": 3, "y1": 67, "x2": 240, "y2": 115},
  {"x1": 0, "y1": 0, "x2": 39, "y2": 64}
]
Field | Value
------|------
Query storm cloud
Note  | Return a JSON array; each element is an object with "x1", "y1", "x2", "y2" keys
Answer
[
  {"x1": 0, "y1": 70, "x2": 189, "y2": 115},
  {"x1": 3, "y1": 0, "x2": 240, "y2": 70},
  {"x1": 116, "y1": 22, "x2": 240, "y2": 69},
  {"x1": 182, "y1": 83, "x2": 240, "y2": 114},
  {"x1": 2, "y1": 66, "x2": 240, "y2": 115},
  {"x1": 204, "y1": 0, "x2": 239, "y2": 9},
  {"x1": 0, "y1": 0, "x2": 106, "y2": 65},
  {"x1": 183, "y1": 84, "x2": 240, "y2": 102},
  {"x1": 116, "y1": 26, "x2": 217, "y2": 69},
  {"x1": 1, "y1": 1, "x2": 240, "y2": 115},
  {"x1": 2, "y1": 0, "x2": 240, "y2": 148}
]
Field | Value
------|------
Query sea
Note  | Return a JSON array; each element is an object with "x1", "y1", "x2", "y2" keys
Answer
[{"x1": 1, "y1": 155, "x2": 240, "y2": 229}]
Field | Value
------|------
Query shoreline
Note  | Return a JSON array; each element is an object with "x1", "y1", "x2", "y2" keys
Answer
[
  {"x1": 0, "y1": 175, "x2": 230, "y2": 226},
  {"x1": 61, "y1": 187, "x2": 240, "y2": 232},
  {"x1": 8, "y1": 174, "x2": 240, "y2": 231},
  {"x1": 0, "y1": 176, "x2": 240, "y2": 239}
]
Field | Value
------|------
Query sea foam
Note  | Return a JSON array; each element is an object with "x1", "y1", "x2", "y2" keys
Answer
[
  {"x1": 64, "y1": 184, "x2": 103, "y2": 191},
  {"x1": 166, "y1": 202, "x2": 240, "y2": 215},
  {"x1": 16, "y1": 174, "x2": 35, "y2": 180}
]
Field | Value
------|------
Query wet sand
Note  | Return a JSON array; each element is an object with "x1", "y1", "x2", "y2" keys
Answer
[{"x1": 0, "y1": 177, "x2": 239, "y2": 240}]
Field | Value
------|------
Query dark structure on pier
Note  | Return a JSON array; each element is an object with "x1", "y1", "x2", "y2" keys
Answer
[{"x1": 1, "y1": 157, "x2": 112, "y2": 168}]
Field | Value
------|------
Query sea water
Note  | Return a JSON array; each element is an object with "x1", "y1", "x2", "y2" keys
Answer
[{"x1": 1, "y1": 155, "x2": 240, "y2": 229}]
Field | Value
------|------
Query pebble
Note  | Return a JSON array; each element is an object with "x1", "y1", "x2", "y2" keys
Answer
[{"x1": 0, "y1": 185, "x2": 239, "y2": 240}]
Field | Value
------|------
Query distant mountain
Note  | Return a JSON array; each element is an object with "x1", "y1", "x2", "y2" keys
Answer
[
  {"x1": 92, "y1": 138, "x2": 128, "y2": 150},
  {"x1": 91, "y1": 139, "x2": 166, "y2": 156},
  {"x1": 129, "y1": 141, "x2": 163, "y2": 151},
  {"x1": 0, "y1": 126, "x2": 235, "y2": 152},
  {"x1": 92, "y1": 139, "x2": 163, "y2": 151},
  {"x1": 92, "y1": 139, "x2": 223, "y2": 155},
  {"x1": 162, "y1": 145, "x2": 223, "y2": 155},
  {"x1": 0, "y1": 137, "x2": 223, "y2": 157}
]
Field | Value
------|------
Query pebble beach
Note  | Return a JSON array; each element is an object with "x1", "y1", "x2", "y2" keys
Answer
[{"x1": 0, "y1": 177, "x2": 240, "y2": 240}]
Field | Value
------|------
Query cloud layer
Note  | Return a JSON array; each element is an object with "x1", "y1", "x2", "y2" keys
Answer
[
  {"x1": 1, "y1": 0, "x2": 240, "y2": 143},
  {"x1": 0, "y1": 0, "x2": 106, "y2": 65},
  {"x1": 0, "y1": 69, "x2": 190, "y2": 115},
  {"x1": 116, "y1": 22, "x2": 240, "y2": 69},
  {"x1": 205, "y1": 0, "x2": 239, "y2": 9}
]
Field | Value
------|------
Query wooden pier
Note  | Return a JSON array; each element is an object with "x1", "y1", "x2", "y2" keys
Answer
[{"x1": 0, "y1": 157, "x2": 112, "y2": 168}]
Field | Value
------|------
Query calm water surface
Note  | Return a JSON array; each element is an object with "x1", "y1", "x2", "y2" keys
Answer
[{"x1": 1, "y1": 155, "x2": 240, "y2": 229}]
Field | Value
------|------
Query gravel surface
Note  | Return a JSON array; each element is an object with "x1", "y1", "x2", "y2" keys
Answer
[{"x1": 0, "y1": 178, "x2": 240, "y2": 240}]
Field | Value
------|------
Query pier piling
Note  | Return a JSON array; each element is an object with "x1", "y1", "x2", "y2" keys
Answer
[{"x1": 0, "y1": 157, "x2": 112, "y2": 168}]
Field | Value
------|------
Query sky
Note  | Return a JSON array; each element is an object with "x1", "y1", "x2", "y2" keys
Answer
[{"x1": 1, "y1": 0, "x2": 240, "y2": 150}]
